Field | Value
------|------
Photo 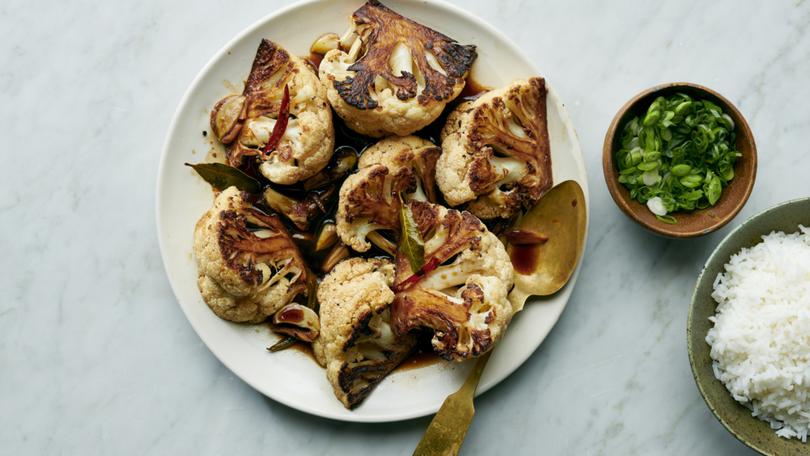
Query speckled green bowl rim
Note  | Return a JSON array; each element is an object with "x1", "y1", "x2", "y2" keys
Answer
[{"x1": 688, "y1": 197, "x2": 810, "y2": 456}]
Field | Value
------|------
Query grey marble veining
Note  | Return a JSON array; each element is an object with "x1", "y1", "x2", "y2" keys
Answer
[{"x1": 2, "y1": 0, "x2": 808, "y2": 454}]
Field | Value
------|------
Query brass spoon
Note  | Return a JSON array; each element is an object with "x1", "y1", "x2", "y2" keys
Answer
[
  {"x1": 413, "y1": 180, "x2": 587, "y2": 456},
  {"x1": 506, "y1": 180, "x2": 588, "y2": 311}
]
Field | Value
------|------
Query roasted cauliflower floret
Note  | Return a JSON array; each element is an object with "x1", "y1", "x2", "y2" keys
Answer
[
  {"x1": 358, "y1": 135, "x2": 441, "y2": 203},
  {"x1": 313, "y1": 258, "x2": 415, "y2": 409},
  {"x1": 336, "y1": 165, "x2": 403, "y2": 253},
  {"x1": 437, "y1": 77, "x2": 553, "y2": 220},
  {"x1": 318, "y1": 0, "x2": 477, "y2": 137},
  {"x1": 336, "y1": 136, "x2": 440, "y2": 253},
  {"x1": 391, "y1": 201, "x2": 514, "y2": 360},
  {"x1": 210, "y1": 39, "x2": 334, "y2": 185},
  {"x1": 193, "y1": 187, "x2": 310, "y2": 323}
]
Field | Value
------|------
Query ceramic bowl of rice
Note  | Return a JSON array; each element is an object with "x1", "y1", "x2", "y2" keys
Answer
[{"x1": 689, "y1": 197, "x2": 810, "y2": 456}]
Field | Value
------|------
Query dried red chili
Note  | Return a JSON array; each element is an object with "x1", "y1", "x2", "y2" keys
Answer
[
  {"x1": 394, "y1": 257, "x2": 441, "y2": 292},
  {"x1": 261, "y1": 84, "x2": 291, "y2": 157}
]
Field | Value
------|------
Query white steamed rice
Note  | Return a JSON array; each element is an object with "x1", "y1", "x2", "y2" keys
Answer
[{"x1": 706, "y1": 225, "x2": 810, "y2": 442}]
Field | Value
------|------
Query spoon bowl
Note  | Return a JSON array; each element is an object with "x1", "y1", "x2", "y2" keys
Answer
[{"x1": 507, "y1": 180, "x2": 588, "y2": 310}]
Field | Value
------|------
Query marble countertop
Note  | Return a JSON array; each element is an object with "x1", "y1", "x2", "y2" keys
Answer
[{"x1": 3, "y1": 0, "x2": 808, "y2": 454}]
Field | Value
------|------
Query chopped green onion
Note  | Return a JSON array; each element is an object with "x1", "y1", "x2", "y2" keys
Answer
[
  {"x1": 670, "y1": 164, "x2": 692, "y2": 177},
  {"x1": 614, "y1": 93, "x2": 740, "y2": 222}
]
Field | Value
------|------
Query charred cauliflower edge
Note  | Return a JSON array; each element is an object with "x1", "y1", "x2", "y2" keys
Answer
[
  {"x1": 193, "y1": 187, "x2": 311, "y2": 324},
  {"x1": 336, "y1": 135, "x2": 440, "y2": 253},
  {"x1": 357, "y1": 135, "x2": 441, "y2": 203},
  {"x1": 313, "y1": 257, "x2": 415, "y2": 409},
  {"x1": 318, "y1": 0, "x2": 477, "y2": 137},
  {"x1": 391, "y1": 201, "x2": 515, "y2": 361},
  {"x1": 437, "y1": 77, "x2": 553, "y2": 220},
  {"x1": 210, "y1": 39, "x2": 335, "y2": 185}
]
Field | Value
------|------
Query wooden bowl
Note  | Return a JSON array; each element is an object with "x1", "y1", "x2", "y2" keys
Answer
[{"x1": 602, "y1": 82, "x2": 757, "y2": 238}]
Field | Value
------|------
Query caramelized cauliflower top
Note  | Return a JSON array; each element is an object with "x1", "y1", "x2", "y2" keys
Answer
[
  {"x1": 313, "y1": 257, "x2": 415, "y2": 408},
  {"x1": 358, "y1": 135, "x2": 441, "y2": 203},
  {"x1": 437, "y1": 77, "x2": 552, "y2": 219},
  {"x1": 210, "y1": 39, "x2": 334, "y2": 185},
  {"x1": 193, "y1": 187, "x2": 310, "y2": 323},
  {"x1": 319, "y1": 0, "x2": 476, "y2": 137},
  {"x1": 391, "y1": 201, "x2": 514, "y2": 360},
  {"x1": 336, "y1": 136, "x2": 440, "y2": 253},
  {"x1": 336, "y1": 165, "x2": 404, "y2": 253}
]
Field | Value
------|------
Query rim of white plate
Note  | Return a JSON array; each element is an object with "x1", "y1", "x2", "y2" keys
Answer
[{"x1": 156, "y1": 0, "x2": 589, "y2": 422}]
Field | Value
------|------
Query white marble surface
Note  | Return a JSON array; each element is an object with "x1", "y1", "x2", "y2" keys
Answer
[{"x1": 2, "y1": 0, "x2": 808, "y2": 454}]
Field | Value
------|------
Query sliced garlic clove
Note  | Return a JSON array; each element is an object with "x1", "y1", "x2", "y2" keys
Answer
[
  {"x1": 315, "y1": 223, "x2": 338, "y2": 252},
  {"x1": 310, "y1": 33, "x2": 340, "y2": 55},
  {"x1": 210, "y1": 95, "x2": 246, "y2": 144},
  {"x1": 273, "y1": 303, "x2": 320, "y2": 342}
]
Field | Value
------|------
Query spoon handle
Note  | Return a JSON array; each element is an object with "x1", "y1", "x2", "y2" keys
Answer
[{"x1": 413, "y1": 351, "x2": 492, "y2": 456}]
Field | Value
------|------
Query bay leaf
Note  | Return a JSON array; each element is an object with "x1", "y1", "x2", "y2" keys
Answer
[
  {"x1": 186, "y1": 162, "x2": 262, "y2": 193},
  {"x1": 398, "y1": 195, "x2": 425, "y2": 273}
]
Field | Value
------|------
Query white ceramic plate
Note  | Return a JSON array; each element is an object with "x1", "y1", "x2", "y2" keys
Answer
[{"x1": 156, "y1": 0, "x2": 589, "y2": 422}]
